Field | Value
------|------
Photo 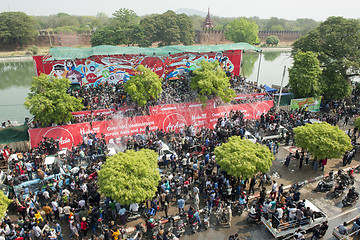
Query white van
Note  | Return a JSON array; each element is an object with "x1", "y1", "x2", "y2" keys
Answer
[{"x1": 244, "y1": 131, "x2": 258, "y2": 144}]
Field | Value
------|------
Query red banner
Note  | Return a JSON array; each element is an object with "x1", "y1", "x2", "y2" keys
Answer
[
  {"x1": 33, "y1": 50, "x2": 242, "y2": 86},
  {"x1": 29, "y1": 100, "x2": 273, "y2": 149}
]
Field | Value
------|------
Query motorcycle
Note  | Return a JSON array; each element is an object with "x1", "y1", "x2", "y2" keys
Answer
[
  {"x1": 342, "y1": 195, "x2": 359, "y2": 207},
  {"x1": 126, "y1": 210, "x2": 141, "y2": 222},
  {"x1": 190, "y1": 219, "x2": 199, "y2": 234},
  {"x1": 314, "y1": 180, "x2": 334, "y2": 192},
  {"x1": 247, "y1": 211, "x2": 261, "y2": 223},
  {"x1": 291, "y1": 181, "x2": 306, "y2": 193},
  {"x1": 175, "y1": 219, "x2": 185, "y2": 238},
  {"x1": 332, "y1": 185, "x2": 346, "y2": 198},
  {"x1": 203, "y1": 209, "x2": 210, "y2": 230}
]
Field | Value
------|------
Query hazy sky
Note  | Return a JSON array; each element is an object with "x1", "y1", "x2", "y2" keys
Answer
[{"x1": 1, "y1": 0, "x2": 359, "y2": 21}]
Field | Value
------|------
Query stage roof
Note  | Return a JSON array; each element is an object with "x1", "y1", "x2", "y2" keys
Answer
[{"x1": 46, "y1": 43, "x2": 262, "y2": 61}]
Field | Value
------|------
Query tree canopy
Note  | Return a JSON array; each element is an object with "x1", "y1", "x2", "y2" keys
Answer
[
  {"x1": 124, "y1": 65, "x2": 162, "y2": 107},
  {"x1": 265, "y1": 36, "x2": 279, "y2": 47},
  {"x1": 225, "y1": 18, "x2": 260, "y2": 45},
  {"x1": 24, "y1": 74, "x2": 84, "y2": 126},
  {"x1": 293, "y1": 122, "x2": 352, "y2": 160},
  {"x1": 0, "y1": 191, "x2": 11, "y2": 220},
  {"x1": 215, "y1": 136, "x2": 274, "y2": 178},
  {"x1": 97, "y1": 149, "x2": 161, "y2": 205},
  {"x1": 140, "y1": 10, "x2": 194, "y2": 46},
  {"x1": 288, "y1": 51, "x2": 322, "y2": 98},
  {"x1": 190, "y1": 60, "x2": 235, "y2": 106},
  {"x1": 292, "y1": 17, "x2": 360, "y2": 100},
  {"x1": 0, "y1": 12, "x2": 37, "y2": 47},
  {"x1": 355, "y1": 117, "x2": 360, "y2": 129}
]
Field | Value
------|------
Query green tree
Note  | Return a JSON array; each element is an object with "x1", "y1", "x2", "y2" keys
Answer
[
  {"x1": 355, "y1": 116, "x2": 360, "y2": 129},
  {"x1": 225, "y1": 18, "x2": 260, "y2": 45},
  {"x1": 98, "y1": 149, "x2": 161, "y2": 205},
  {"x1": 269, "y1": 24, "x2": 285, "y2": 31},
  {"x1": 265, "y1": 17, "x2": 289, "y2": 31},
  {"x1": 0, "y1": 12, "x2": 37, "y2": 47},
  {"x1": 265, "y1": 36, "x2": 279, "y2": 46},
  {"x1": 191, "y1": 60, "x2": 235, "y2": 106},
  {"x1": 293, "y1": 122, "x2": 352, "y2": 160},
  {"x1": 124, "y1": 65, "x2": 162, "y2": 107},
  {"x1": 24, "y1": 74, "x2": 83, "y2": 126},
  {"x1": 215, "y1": 136, "x2": 274, "y2": 178},
  {"x1": 292, "y1": 17, "x2": 360, "y2": 100},
  {"x1": 140, "y1": 10, "x2": 194, "y2": 46},
  {"x1": 0, "y1": 191, "x2": 11, "y2": 220},
  {"x1": 91, "y1": 27, "x2": 117, "y2": 46},
  {"x1": 288, "y1": 51, "x2": 322, "y2": 98},
  {"x1": 110, "y1": 8, "x2": 139, "y2": 29}
]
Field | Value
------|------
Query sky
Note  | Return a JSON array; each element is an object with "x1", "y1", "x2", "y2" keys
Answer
[{"x1": 1, "y1": 0, "x2": 359, "y2": 21}]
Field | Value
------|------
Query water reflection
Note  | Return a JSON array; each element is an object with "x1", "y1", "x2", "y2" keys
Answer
[
  {"x1": 263, "y1": 52, "x2": 282, "y2": 61},
  {"x1": 0, "y1": 61, "x2": 35, "y2": 90},
  {"x1": 241, "y1": 53, "x2": 259, "y2": 78}
]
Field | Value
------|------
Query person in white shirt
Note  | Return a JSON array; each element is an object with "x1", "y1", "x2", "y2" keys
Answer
[
  {"x1": 78, "y1": 199, "x2": 86, "y2": 208},
  {"x1": 62, "y1": 189, "x2": 70, "y2": 196},
  {"x1": 32, "y1": 224, "x2": 42, "y2": 238},
  {"x1": 129, "y1": 203, "x2": 139, "y2": 212}
]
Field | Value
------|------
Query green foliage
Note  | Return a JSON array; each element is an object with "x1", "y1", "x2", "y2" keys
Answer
[
  {"x1": 355, "y1": 117, "x2": 360, "y2": 129},
  {"x1": 0, "y1": 191, "x2": 11, "y2": 220},
  {"x1": 288, "y1": 51, "x2": 322, "y2": 98},
  {"x1": 0, "y1": 12, "x2": 37, "y2": 47},
  {"x1": 292, "y1": 17, "x2": 360, "y2": 100},
  {"x1": 27, "y1": 45, "x2": 39, "y2": 55},
  {"x1": 320, "y1": 68, "x2": 352, "y2": 100},
  {"x1": 124, "y1": 65, "x2": 162, "y2": 107},
  {"x1": 24, "y1": 74, "x2": 84, "y2": 126},
  {"x1": 110, "y1": 8, "x2": 139, "y2": 29},
  {"x1": 265, "y1": 36, "x2": 279, "y2": 46},
  {"x1": 98, "y1": 149, "x2": 161, "y2": 205},
  {"x1": 35, "y1": 12, "x2": 109, "y2": 32},
  {"x1": 293, "y1": 122, "x2": 352, "y2": 160},
  {"x1": 191, "y1": 60, "x2": 235, "y2": 106},
  {"x1": 265, "y1": 17, "x2": 289, "y2": 31},
  {"x1": 140, "y1": 10, "x2": 194, "y2": 46},
  {"x1": 215, "y1": 136, "x2": 274, "y2": 178},
  {"x1": 225, "y1": 18, "x2": 260, "y2": 45},
  {"x1": 269, "y1": 24, "x2": 285, "y2": 31}
]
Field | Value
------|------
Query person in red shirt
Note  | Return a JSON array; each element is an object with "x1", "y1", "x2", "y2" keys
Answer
[{"x1": 80, "y1": 217, "x2": 88, "y2": 238}]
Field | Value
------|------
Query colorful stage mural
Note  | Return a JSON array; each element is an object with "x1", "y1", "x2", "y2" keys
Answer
[{"x1": 33, "y1": 50, "x2": 242, "y2": 86}]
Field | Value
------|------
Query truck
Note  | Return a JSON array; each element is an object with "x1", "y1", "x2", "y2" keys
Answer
[{"x1": 261, "y1": 199, "x2": 327, "y2": 239}]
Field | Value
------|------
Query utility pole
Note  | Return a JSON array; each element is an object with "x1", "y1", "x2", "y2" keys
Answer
[
  {"x1": 256, "y1": 52, "x2": 262, "y2": 86},
  {"x1": 277, "y1": 66, "x2": 286, "y2": 111}
]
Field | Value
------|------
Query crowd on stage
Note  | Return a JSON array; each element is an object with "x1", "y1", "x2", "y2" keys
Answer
[
  {"x1": 0, "y1": 98, "x2": 359, "y2": 239},
  {"x1": 28, "y1": 75, "x2": 274, "y2": 128}
]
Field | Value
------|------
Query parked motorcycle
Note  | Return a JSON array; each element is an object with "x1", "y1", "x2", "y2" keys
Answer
[
  {"x1": 126, "y1": 210, "x2": 141, "y2": 222},
  {"x1": 175, "y1": 219, "x2": 185, "y2": 238},
  {"x1": 247, "y1": 211, "x2": 261, "y2": 223},
  {"x1": 314, "y1": 180, "x2": 334, "y2": 192},
  {"x1": 332, "y1": 184, "x2": 346, "y2": 198},
  {"x1": 203, "y1": 209, "x2": 210, "y2": 230},
  {"x1": 291, "y1": 181, "x2": 306, "y2": 193},
  {"x1": 342, "y1": 195, "x2": 358, "y2": 207}
]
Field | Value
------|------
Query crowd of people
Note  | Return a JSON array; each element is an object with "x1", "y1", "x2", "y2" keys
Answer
[
  {"x1": 0, "y1": 90, "x2": 359, "y2": 239},
  {"x1": 28, "y1": 74, "x2": 274, "y2": 128}
]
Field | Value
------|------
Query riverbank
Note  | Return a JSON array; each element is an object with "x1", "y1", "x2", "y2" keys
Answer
[{"x1": 260, "y1": 47, "x2": 292, "y2": 52}]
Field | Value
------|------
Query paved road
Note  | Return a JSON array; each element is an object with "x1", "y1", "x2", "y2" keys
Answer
[{"x1": 180, "y1": 172, "x2": 360, "y2": 240}]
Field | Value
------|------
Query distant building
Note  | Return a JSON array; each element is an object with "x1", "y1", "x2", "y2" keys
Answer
[{"x1": 194, "y1": 9, "x2": 301, "y2": 45}]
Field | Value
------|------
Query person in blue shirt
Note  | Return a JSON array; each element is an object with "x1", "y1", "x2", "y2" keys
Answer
[{"x1": 55, "y1": 222, "x2": 63, "y2": 240}]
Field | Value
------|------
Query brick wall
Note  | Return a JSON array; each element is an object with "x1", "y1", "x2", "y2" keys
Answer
[{"x1": 34, "y1": 31, "x2": 92, "y2": 47}]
